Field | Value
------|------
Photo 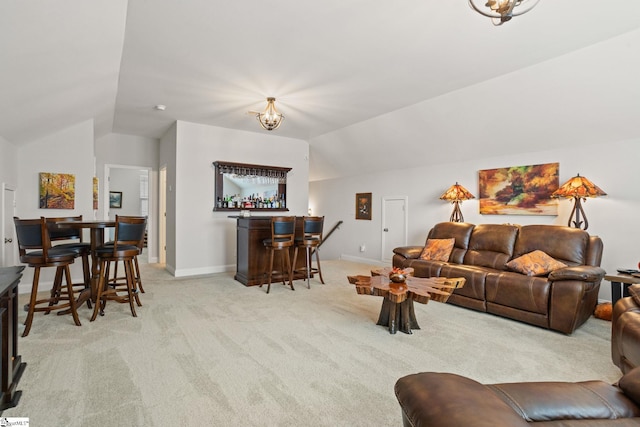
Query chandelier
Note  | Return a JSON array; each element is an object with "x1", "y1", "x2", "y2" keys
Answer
[
  {"x1": 256, "y1": 97, "x2": 284, "y2": 131},
  {"x1": 468, "y1": 0, "x2": 540, "y2": 26}
]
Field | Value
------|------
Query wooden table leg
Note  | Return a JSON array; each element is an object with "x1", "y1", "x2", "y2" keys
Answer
[{"x1": 377, "y1": 298, "x2": 420, "y2": 334}]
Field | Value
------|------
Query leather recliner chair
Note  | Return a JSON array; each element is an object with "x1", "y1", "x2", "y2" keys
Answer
[
  {"x1": 612, "y1": 289, "x2": 640, "y2": 374},
  {"x1": 395, "y1": 367, "x2": 640, "y2": 426}
]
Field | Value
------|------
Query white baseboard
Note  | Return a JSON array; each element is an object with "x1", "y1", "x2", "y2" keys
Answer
[{"x1": 339, "y1": 254, "x2": 388, "y2": 266}]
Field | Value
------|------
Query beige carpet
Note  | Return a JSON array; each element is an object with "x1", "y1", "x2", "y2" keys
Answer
[{"x1": 4, "y1": 260, "x2": 621, "y2": 426}]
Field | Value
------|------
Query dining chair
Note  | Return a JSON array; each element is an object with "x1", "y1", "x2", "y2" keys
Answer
[
  {"x1": 14, "y1": 217, "x2": 82, "y2": 337},
  {"x1": 291, "y1": 216, "x2": 325, "y2": 289},
  {"x1": 260, "y1": 216, "x2": 296, "y2": 294},
  {"x1": 45, "y1": 215, "x2": 92, "y2": 308},
  {"x1": 91, "y1": 215, "x2": 147, "y2": 321}
]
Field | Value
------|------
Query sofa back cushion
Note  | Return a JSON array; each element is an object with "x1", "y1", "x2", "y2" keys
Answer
[
  {"x1": 514, "y1": 225, "x2": 589, "y2": 266},
  {"x1": 427, "y1": 222, "x2": 474, "y2": 264},
  {"x1": 463, "y1": 224, "x2": 519, "y2": 270}
]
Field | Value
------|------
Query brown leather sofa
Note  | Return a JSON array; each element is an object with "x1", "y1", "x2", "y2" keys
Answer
[
  {"x1": 612, "y1": 290, "x2": 640, "y2": 374},
  {"x1": 393, "y1": 222, "x2": 605, "y2": 334},
  {"x1": 394, "y1": 368, "x2": 640, "y2": 426}
]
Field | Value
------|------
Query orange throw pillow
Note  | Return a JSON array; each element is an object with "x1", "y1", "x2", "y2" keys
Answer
[
  {"x1": 506, "y1": 250, "x2": 568, "y2": 277},
  {"x1": 419, "y1": 238, "x2": 455, "y2": 262}
]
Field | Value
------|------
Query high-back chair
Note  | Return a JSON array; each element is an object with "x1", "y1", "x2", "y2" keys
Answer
[
  {"x1": 46, "y1": 215, "x2": 92, "y2": 307},
  {"x1": 14, "y1": 217, "x2": 82, "y2": 337},
  {"x1": 91, "y1": 215, "x2": 147, "y2": 321},
  {"x1": 292, "y1": 216, "x2": 325, "y2": 289},
  {"x1": 260, "y1": 216, "x2": 296, "y2": 294},
  {"x1": 107, "y1": 222, "x2": 147, "y2": 297}
]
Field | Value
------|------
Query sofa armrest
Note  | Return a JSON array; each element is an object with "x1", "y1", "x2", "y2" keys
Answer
[
  {"x1": 548, "y1": 265, "x2": 606, "y2": 282},
  {"x1": 395, "y1": 373, "x2": 529, "y2": 427},
  {"x1": 392, "y1": 246, "x2": 423, "y2": 260}
]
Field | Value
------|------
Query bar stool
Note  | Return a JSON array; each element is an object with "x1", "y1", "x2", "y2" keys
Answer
[
  {"x1": 106, "y1": 222, "x2": 147, "y2": 302},
  {"x1": 91, "y1": 215, "x2": 147, "y2": 320},
  {"x1": 260, "y1": 216, "x2": 296, "y2": 294},
  {"x1": 291, "y1": 216, "x2": 325, "y2": 289},
  {"x1": 46, "y1": 215, "x2": 92, "y2": 308},
  {"x1": 14, "y1": 217, "x2": 81, "y2": 337}
]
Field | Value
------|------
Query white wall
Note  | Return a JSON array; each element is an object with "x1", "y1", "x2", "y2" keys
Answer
[
  {"x1": 167, "y1": 120, "x2": 309, "y2": 277},
  {"x1": 159, "y1": 123, "x2": 177, "y2": 272},
  {"x1": 310, "y1": 138, "x2": 640, "y2": 301},
  {"x1": 15, "y1": 120, "x2": 96, "y2": 293}
]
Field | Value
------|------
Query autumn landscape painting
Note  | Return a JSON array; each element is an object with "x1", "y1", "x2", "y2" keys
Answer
[
  {"x1": 478, "y1": 163, "x2": 559, "y2": 216},
  {"x1": 39, "y1": 172, "x2": 75, "y2": 209}
]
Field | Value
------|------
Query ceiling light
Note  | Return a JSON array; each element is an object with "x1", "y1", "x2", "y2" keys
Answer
[
  {"x1": 468, "y1": 0, "x2": 540, "y2": 26},
  {"x1": 154, "y1": 104, "x2": 166, "y2": 111},
  {"x1": 256, "y1": 97, "x2": 284, "y2": 131}
]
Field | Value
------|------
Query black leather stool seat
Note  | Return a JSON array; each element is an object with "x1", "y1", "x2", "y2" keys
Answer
[{"x1": 20, "y1": 247, "x2": 77, "y2": 265}]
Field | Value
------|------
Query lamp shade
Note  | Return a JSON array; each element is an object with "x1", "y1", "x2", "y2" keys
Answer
[
  {"x1": 440, "y1": 183, "x2": 475, "y2": 202},
  {"x1": 550, "y1": 174, "x2": 606, "y2": 199}
]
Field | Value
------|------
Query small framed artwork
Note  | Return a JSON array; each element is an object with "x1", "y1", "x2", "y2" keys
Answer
[
  {"x1": 109, "y1": 191, "x2": 122, "y2": 209},
  {"x1": 355, "y1": 192, "x2": 372, "y2": 220}
]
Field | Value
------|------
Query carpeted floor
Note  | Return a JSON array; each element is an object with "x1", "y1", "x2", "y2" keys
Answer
[{"x1": 3, "y1": 260, "x2": 620, "y2": 426}]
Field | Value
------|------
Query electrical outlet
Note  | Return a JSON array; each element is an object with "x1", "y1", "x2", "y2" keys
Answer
[{"x1": 360, "y1": 244, "x2": 366, "y2": 252}]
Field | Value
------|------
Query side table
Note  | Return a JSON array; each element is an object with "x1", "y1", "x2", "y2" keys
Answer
[{"x1": 605, "y1": 274, "x2": 640, "y2": 306}]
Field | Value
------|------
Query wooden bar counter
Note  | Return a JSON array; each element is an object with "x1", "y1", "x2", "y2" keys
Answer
[{"x1": 231, "y1": 216, "x2": 308, "y2": 286}]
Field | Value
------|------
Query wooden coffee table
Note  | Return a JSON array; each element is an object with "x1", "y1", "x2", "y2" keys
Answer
[{"x1": 348, "y1": 268, "x2": 465, "y2": 334}]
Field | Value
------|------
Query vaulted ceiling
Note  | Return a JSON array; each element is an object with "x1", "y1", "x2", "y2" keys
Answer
[{"x1": 1, "y1": 1, "x2": 639, "y2": 150}]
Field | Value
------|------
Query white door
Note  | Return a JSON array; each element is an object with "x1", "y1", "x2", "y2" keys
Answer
[
  {"x1": 381, "y1": 196, "x2": 408, "y2": 263},
  {"x1": 2, "y1": 186, "x2": 16, "y2": 267}
]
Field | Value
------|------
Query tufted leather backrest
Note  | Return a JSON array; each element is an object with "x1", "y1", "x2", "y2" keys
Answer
[
  {"x1": 463, "y1": 224, "x2": 519, "y2": 270},
  {"x1": 514, "y1": 225, "x2": 590, "y2": 266}
]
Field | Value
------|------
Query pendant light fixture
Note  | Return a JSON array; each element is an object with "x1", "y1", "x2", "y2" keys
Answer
[
  {"x1": 468, "y1": 0, "x2": 540, "y2": 26},
  {"x1": 256, "y1": 97, "x2": 284, "y2": 131}
]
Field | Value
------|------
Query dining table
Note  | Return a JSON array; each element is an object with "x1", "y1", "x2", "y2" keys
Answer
[{"x1": 57, "y1": 219, "x2": 116, "y2": 304}]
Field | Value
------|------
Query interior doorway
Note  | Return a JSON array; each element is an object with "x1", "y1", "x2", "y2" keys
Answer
[
  {"x1": 381, "y1": 196, "x2": 408, "y2": 263},
  {"x1": 2, "y1": 185, "x2": 16, "y2": 267},
  {"x1": 105, "y1": 164, "x2": 153, "y2": 264},
  {"x1": 159, "y1": 166, "x2": 166, "y2": 265}
]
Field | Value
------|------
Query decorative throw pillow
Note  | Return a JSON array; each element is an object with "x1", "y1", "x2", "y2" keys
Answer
[
  {"x1": 419, "y1": 238, "x2": 455, "y2": 262},
  {"x1": 506, "y1": 250, "x2": 568, "y2": 277}
]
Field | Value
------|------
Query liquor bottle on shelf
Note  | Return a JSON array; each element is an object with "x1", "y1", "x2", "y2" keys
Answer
[{"x1": 280, "y1": 194, "x2": 286, "y2": 209}]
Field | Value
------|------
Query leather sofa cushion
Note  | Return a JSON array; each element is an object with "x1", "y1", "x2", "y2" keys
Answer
[
  {"x1": 514, "y1": 225, "x2": 588, "y2": 265},
  {"x1": 439, "y1": 264, "x2": 490, "y2": 302},
  {"x1": 463, "y1": 223, "x2": 518, "y2": 270},
  {"x1": 486, "y1": 272, "x2": 550, "y2": 314},
  {"x1": 629, "y1": 285, "x2": 640, "y2": 306}
]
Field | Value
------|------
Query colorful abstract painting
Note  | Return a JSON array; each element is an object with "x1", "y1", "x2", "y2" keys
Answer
[
  {"x1": 39, "y1": 172, "x2": 75, "y2": 209},
  {"x1": 93, "y1": 177, "x2": 99, "y2": 210},
  {"x1": 478, "y1": 163, "x2": 559, "y2": 215}
]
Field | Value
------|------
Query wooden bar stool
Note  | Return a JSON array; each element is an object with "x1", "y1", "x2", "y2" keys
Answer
[
  {"x1": 14, "y1": 217, "x2": 81, "y2": 337},
  {"x1": 260, "y1": 216, "x2": 295, "y2": 294},
  {"x1": 291, "y1": 216, "x2": 325, "y2": 289},
  {"x1": 91, "y1": 216, "x2": 147, "y2": 320},
  {"x1": 46, "y1": 215, "x2": 92, "y2": 308}
]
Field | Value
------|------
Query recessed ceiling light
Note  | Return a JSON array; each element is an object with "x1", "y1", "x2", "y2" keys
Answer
[{"x1": 154, "y1": 104, "x2": 166, "y2": 111}]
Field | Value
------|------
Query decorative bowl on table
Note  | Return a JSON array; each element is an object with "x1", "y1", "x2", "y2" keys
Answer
[{"x1": 389, "y1": 270, "x2": 408, "y2": 283}]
